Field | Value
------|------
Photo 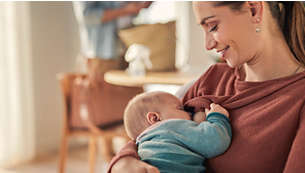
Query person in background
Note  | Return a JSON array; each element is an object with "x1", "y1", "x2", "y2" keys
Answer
[
  {"x1": 73, "y1": 1, "x2": 151, "y2": 86},
  {"x1": 108, "y1": 2, "x2": 305, "y2": 173}
]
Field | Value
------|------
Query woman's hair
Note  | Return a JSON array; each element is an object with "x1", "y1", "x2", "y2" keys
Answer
[
  {"x1": 123, "y1": 91, "x2": 169, "y2": 140},
  {"x1": 214, "y1": 2, "x2": 305, "y2": 66}
]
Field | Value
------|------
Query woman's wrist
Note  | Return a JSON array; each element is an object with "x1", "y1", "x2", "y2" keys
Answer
[
  {"x1": 111, "y1": 156, "x2": 136, "y2": 172},
  {"x1": 107, "y1": 140, "x2": 140, "y2": 173}
]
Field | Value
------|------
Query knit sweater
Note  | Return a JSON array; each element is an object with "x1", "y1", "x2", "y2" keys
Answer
[{"x1": 108, "y1": 63, "x2": 305, "y2": 173}]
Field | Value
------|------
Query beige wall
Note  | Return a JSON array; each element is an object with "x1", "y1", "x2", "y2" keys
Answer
[{"x1": 29, "y1": 2, "x2": 79, "y2": 155}]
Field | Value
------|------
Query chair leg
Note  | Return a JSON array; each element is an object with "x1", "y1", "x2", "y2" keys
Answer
[
  {"x1": 59, "y1": 134, "x2": 68, "y2": 173},
  {"x1": 100, "y1": 136, "x2": 114, "y2": 162},
  {"x1": 89, "y1": 136, "x2": 97, "y2": 173}
]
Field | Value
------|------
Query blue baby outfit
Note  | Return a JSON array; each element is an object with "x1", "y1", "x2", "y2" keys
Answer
[{"x1": 136, "y1": 113, "x2": 232, "y2": 173}]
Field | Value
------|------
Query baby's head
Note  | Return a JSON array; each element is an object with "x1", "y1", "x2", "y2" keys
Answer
[{"x1": 124, "y1": 91, "x2": 190, "y2": 140}]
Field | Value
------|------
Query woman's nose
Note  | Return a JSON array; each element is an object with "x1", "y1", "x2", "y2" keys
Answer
[{"x1": 205, "y1": 34, "x2": 217, "y2": 50}]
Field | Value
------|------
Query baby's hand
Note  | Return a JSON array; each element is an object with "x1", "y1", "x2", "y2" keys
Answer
[{"x1": 205, "y1": 103, "x2": 229, "y2": 118}]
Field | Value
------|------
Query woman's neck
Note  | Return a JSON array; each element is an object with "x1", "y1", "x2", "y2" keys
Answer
[{"x1": 242, "y1": 36, "x2": 302, "y2": 82}]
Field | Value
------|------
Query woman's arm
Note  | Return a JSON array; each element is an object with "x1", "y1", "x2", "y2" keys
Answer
[
  {"x1": 77, "y1": 2, "x2": 151, "y2": 25},
  {"x1": 170, "y1": 113, "x2": 231, "y2": 158},
  {"x1": 102, "y1": 2, "x2": 151, "y2": 23},
  {"x1": 111, "y1": 157, "x2": 160, "y2": 173},
  {"x1": 107, "y1": 141, "x2": 159, "y2": 173}
]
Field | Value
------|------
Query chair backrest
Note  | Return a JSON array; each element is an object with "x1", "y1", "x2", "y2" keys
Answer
[
  {"x1": 57, "y1": 72, "x2": 143, "y2": 136},
  {"x1": 57, "y1": 73, "x2": 86, "y2": 132}
]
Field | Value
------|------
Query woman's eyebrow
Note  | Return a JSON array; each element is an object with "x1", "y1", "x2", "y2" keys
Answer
[{"x1": 200, "y1": 15, "x2": 216, "y2": 25}]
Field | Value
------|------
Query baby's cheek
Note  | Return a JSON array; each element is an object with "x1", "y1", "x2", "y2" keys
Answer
[{"x1": 193, "y1": 111, "x2": 206, "y2": 123}]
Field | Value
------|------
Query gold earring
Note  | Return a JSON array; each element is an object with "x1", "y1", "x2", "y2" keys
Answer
[{"x1": 256, "y1": 27, "x2": 261, "y2": 33}]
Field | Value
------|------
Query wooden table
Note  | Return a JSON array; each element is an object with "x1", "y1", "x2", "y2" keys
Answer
[{"x1": 104, "y1": 70, "x2": 200, "y2": 87}]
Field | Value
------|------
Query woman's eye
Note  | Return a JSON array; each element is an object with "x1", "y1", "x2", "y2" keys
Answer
[{"x1": 209, "y1": 24, "x2": 218, "y2": 32}]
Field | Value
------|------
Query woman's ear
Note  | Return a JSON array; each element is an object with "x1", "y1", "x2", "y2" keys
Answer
[
  {"x1": 247, "y1": 1, "x2": 263, "y2": 23},
  {"x1": 146, "y1": 112, "x2": 161, "y2": 125}
]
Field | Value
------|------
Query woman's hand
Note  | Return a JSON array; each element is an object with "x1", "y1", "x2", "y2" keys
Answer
[
  {"x1": 123, "y1": 2, "x2": 152, "y2": 15},
  {"x1": 112, "y1": 156, "x2": 160, "y2": 173},
  {"x1": 123, "y1": 3, "x2": 143, "y2": 15}
]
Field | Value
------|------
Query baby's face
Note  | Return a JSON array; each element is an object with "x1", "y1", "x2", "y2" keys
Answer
[{"x1": 159, "y1": 95, "x2": 191, "y2": 121}]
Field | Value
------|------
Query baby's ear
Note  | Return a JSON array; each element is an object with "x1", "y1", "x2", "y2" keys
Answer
[{"x1": 146, "y1": 112, "x2": 161, "y2": 125}]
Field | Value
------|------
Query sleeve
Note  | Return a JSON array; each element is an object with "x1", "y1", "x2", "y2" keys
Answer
[
  {"x1": 107, "y1": 140, "x2": 140, "y2": 173},
  {"x1": 172, "y1": 113, "x2": 232, "y2": 158},
  {"x1": 78, "y1": 2, "x2": 106, "y2": 25},
  {"x1": 283, "y1": 105, "x2": 305, "y2": 172}
]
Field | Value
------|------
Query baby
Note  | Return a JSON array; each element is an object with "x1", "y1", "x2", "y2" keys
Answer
[{"x1": 124, "y1": 91, "x2": 232, "y2": 173}]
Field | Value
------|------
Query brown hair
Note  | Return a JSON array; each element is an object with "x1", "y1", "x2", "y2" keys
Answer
[{"x1": 214, "y1": 2, "x2": 305, "y2": 66}]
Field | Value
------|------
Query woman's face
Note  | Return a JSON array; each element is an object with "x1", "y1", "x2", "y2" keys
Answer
[{"x1": 193, "y1": 2, "x2": 260, "y2": 68}]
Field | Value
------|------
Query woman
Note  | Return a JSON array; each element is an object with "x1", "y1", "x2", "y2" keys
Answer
[{"x1": 108, "y1": 2, "x2": 305, "y2": 173}]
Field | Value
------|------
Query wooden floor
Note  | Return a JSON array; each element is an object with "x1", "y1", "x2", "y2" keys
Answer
[{"x1": 3, "y1": 145, "x2": 111, "y2": 173}]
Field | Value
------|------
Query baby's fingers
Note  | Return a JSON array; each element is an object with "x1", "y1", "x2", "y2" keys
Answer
[
  {"x1": 205, "y1": 108, "x2": 210, "y2": 115},
  {"x1": 209, "y1": 103, "x2": 229, "y2": 118}
]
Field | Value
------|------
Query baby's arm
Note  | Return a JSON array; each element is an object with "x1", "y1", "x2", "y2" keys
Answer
[
  {"x1": 206, "y1": 103, "x2": 229, "y2": 118},
  {"x1": 173, "y1": 104, "x2": 231, "y2": 158}
]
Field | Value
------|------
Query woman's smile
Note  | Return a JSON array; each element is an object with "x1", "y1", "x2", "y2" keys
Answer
[{"x1": 217, "y1": 46, "x2": 230, "y2": 60}]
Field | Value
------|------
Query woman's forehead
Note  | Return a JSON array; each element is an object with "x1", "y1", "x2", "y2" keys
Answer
[
  {"x1": 193, "y1": 1, "x2": 213, "y2": 8},
  {"x1": 193, "y1": 2, "x2": 217, "y2": 24},
  {"x1": 193, "y1": 2, "x2": 234, "y2": 24}
]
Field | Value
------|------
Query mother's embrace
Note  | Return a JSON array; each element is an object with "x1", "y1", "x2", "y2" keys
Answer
[{"x1": 108, "y1": 2, "x2": 305, "y2": 173}]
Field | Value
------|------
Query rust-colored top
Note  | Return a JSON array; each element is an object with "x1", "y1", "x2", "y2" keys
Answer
[{"x1": 108, "y1": 63, "x2": 305, "y2": 173}]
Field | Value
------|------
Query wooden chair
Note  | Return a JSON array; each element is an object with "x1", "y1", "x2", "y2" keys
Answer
[{"x1": 57, "y1": 73, "x2": 130, "y2": 173}]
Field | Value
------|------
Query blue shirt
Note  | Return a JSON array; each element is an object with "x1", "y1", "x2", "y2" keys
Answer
[
  {"x1": 136, "y1": 112, "x2": 232, "y2": 173},
  {"x1": 74, "y1": 2, "x2": 132, "y2": 59}
]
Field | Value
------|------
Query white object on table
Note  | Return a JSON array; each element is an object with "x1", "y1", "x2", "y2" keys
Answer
[{"x1": 125, "y1": 44, "x2": 152, "y2": 76}]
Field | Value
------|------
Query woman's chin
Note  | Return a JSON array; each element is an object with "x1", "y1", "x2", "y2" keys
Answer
[
  {"x1": 224, "y1": 57, "x2": 241, "y2": 68},
  {"x1": 225, "y1": 60, "x2": 235, "y2": 68}
]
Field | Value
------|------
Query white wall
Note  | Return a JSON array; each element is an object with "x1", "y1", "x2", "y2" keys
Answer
[{"x1": 29, "y1": 2, "x2": 79, "y2": 155}]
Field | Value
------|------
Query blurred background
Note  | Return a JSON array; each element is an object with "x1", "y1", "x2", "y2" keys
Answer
[{"x1": 0, "y1": 1, "x2": 218, "y2": 173}]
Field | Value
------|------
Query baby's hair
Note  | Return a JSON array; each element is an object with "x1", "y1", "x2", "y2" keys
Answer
[{"x1": 124, "y1": 91, "x2": 175, "y2": 140}]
